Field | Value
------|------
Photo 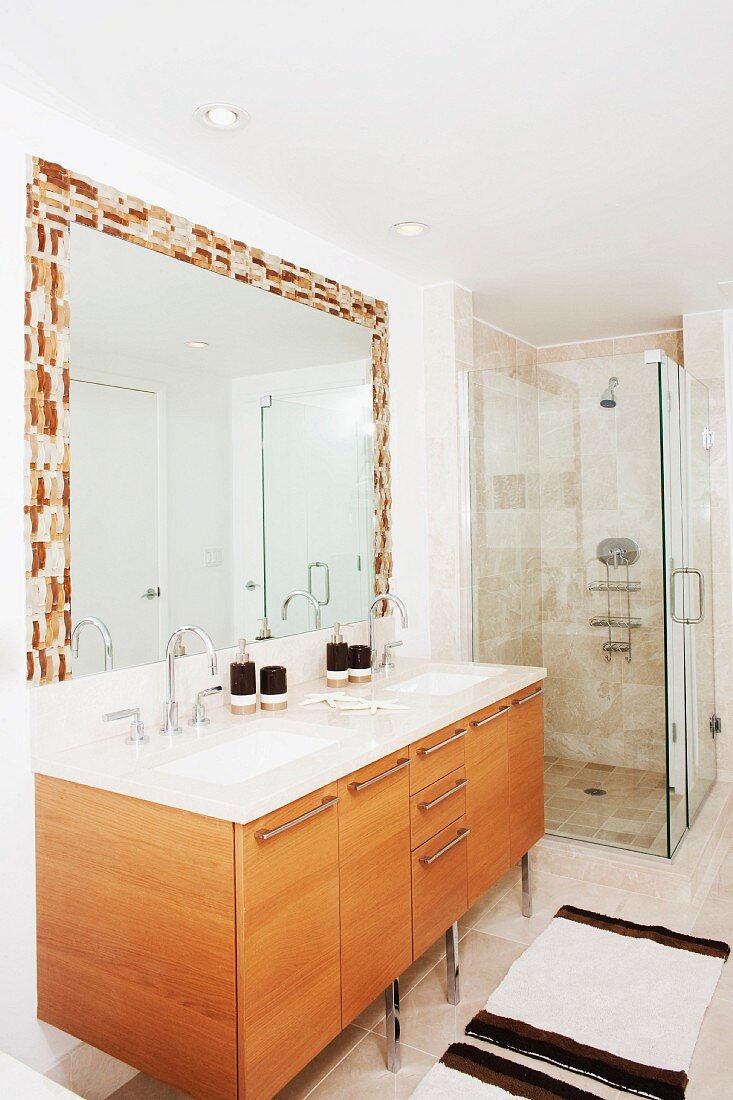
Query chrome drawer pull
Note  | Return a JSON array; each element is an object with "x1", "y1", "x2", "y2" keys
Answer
[
  {"x1": 417, "y1": 729, "x2": 467, "y2": 756},
  {"x1": 348, "y1": 757, "x2": 411, "y2": 792},
  {"x1": 418, "y1": 778, "x2": 468, "y2": 812},
  {"x1": 255, "y1": 795, "x2": 339, "y2": 840},
  {"x1": 471, "y1": 705, "x2": 510, "y2": 728},
  {"x1": 419, "y1": 827, "x2": 470, "y2": 866},
  {"x1": 513, "y1": 687, "x2": 544, "y2": 707}
]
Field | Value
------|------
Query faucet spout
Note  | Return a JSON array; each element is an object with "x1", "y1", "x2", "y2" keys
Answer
[
  {"x1": 161, "y1": 625, "x2": 218, "y2": 736},
  {"x1": 281, "y1": 590, "x2": 322, "y2": 630},
  {"x1": 368, "y1": 593, "x2": 409, "y2": 672},
  {"x1": 71, "y1": 616, "x2": 114, "y2": 671}
]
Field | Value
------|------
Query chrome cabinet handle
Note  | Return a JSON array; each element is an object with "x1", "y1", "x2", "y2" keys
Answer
[
  {"x1": 417, "y1": 729, "x2": 467, "y2": 756},
  {"x1": 471, "y1": 705, "x2": 510, "y2": 727},
  {"x1": 348, "y1": 757, "x2": 410, "y2": 792},
  {"x1": 513, "y1": 687, "x2": 544, "y2": 707},
  {"x1": 670, "y1": 567, "x2": 705, "y2": 624},
  {"x1": 419, "y1": 827, "x2": 470, "y2": 866},
  {"x1": 308, "y1": 561, "x2": 331, "y2": 607},
  {"x1": 255, "y1": 795, "x2": 339, "y2": 840},
  {"x1": 418, "y1": 778, "x2": 468, "y2": 811}
]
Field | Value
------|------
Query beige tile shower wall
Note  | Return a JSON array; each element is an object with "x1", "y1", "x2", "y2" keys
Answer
[
  {"x1": 683, "y1": 311, "x2": 733, "y2": 780},
  {"x1": 469, "y1": 323, "x2": 541, "y2": 666},
  {"x1": 536, "y1": 347, "x2": 670, "y2": 770}
]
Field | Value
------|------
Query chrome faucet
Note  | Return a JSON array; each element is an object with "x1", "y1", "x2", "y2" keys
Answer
[
  {"x1": 71, "y1": 616, "x2": 113, "y2": 671},
  {"x1": 281, "y1": 590, "x2": 322, "y2": 630},
  {"x1": 160, "y1": 625, "x2": 218, "y2": 735},
  {"x1": 368, "y1": 593, "x2": 408, "y2": 672}
]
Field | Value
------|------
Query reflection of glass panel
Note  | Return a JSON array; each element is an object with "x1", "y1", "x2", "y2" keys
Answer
[{"x1": 261, "y1": 384, "x2": 374, "y2": 637}]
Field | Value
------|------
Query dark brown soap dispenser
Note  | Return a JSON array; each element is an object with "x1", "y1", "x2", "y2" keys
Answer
[
  {"x1": 230, "y1": 638, "x2": 257, "y2": 716},
  {"x1": 326, "y1": 622, "x2": 349, "y2": 688}
]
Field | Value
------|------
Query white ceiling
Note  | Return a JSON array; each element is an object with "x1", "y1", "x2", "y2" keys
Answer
[
  {"x1": 5, "y1": 1, "x2": 733, "y2": 344},
  {"x1": 69, "y1": 225, "x2": 371, "y2": 377}
]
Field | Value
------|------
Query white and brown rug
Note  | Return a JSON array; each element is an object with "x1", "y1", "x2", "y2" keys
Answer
[
  {"x1": 412, "y1": 1042, "x2": 604, "y2": 1099},
  {"x1": 465, "y1": 905, "x2": 730, "y2": 1100}
]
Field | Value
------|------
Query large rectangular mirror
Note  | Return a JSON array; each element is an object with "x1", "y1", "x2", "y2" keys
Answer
[{"x1": 67, "y1": 224, "x2": 376, "y2": 675}]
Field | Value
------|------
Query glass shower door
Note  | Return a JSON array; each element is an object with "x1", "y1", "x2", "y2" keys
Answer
[
  {"x1": 662, "y1": 354, "x2": 717, "y2": 837},
  {"x1": 679, "y1": 370, "x2": 717, "y2": 820}
]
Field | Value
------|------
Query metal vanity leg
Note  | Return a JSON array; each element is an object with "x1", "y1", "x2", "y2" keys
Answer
[
  {"x1": 446, "y1": 921, "x2": 460, "y2": 1005},
  {"x1": 385, "y1": 978, "x2": 401, "y2": 1073},
  {"x1": 521, "y1": 850, "x2": 533, "y2": 918}
]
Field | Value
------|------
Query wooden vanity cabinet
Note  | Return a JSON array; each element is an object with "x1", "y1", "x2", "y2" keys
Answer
[
  {"x1": 338, "y1": 751, "x2": 412, "y2": 1026},
  {"x1": 237, "y1": 783, "x2": 341, "y2": 1100},
  {"x1": 464, "y1": 700, "x2": 511, "y2": 907},
  {"x1": 35, "y1": 776, "x2": 237, "y2": 1100},
  {"x1": 507, "y1": 682, "x2": 545, "y2": 863},
  {"x1": 411, "y1": 815, "x2": 469, "y2": 958}
]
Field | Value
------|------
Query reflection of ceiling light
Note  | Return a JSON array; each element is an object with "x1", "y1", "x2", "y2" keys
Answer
[
  {"x1": 186, "y1": 340, "x2": 209, "y2": 349},
  {"x1": 392, "y1": 222, "x2": 430, "y2": 236},
  {"x1": 194, "y1": 103, "x2": 250, "y2": 130}
]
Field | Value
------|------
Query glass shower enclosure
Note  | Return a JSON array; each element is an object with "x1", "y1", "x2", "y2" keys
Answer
[{"x1": 467, "y1": 348, "x2": 717, "y2": 857}]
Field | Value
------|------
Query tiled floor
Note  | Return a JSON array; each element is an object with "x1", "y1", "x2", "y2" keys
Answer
[
  {"x1": 543, "y1": 755, "x2": 683, "y2": 855},
  {"x1": 110, "y1": 798, "x2": 733, "y2": 1100}
]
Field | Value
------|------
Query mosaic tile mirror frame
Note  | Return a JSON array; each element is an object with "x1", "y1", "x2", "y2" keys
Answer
[{"x1": 24, "y1": 157, "x2": 392, "y2": 684}]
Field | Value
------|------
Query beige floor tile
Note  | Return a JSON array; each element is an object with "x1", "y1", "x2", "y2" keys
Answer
[
  {"x1": 305, "y1": 1032, "x2": 433, "y2": 1099},
  {"x1": 474, "y1": 872, "x2": 627, "y2": 944},
  {"x1": 686, "y1": 995, "x2": 733, "y2": 1098},
  {"x1": 458, "y1": 867, "x2": 520, "y2": 936},
  {"x1": 614, "y1": 891, "x2": 702, "y2": 934},
  {"x1": 276, "y1": 1026, "x2": 368, "y2": 1099},
  {"x1": 691, "y1": 896, "x2": 733, "y2": 1002},
  {"x1": 109, "y1": 1074, "x2": 189, "y2": 1098}
]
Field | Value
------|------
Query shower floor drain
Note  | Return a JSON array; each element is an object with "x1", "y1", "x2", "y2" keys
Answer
[{"x1": 584, "y1": 787, "x2": 607, "y2": 797}]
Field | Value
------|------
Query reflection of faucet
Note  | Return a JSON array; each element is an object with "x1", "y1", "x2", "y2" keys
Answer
[
  {"x1": 368, "y1": 593, "x2": 409, "y2": 672},
  {"x1": 281, "y1": 590, "x2": 322, "y2": 630},
  {"x1": 71, "y1": 616, "x2": 113, "y2": 671},
  {"x1": 161, "y1": 625, "x2": 218, "y2": 736}
]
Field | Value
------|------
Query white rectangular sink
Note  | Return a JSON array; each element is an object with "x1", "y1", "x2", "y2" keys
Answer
[
  {"x1": 392, "y1": 671, "x2": 497, "y2": 696},
  {"x1": 153, "y1": 726, "x2": 336, "y2": 786}
]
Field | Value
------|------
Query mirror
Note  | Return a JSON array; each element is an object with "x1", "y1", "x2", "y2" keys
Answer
[{"x1": 68, "y1": 224, "x2": 375, "y2": 675}]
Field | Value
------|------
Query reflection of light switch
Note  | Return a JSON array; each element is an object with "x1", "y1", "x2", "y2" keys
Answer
[{"x1": 205, "y1": 548, "x2": 223, "y2": 567}]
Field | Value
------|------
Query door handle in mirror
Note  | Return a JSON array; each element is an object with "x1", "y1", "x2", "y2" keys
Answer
[
  {"x1": 141, "y1": 587, "x2": 160, "y2": 600},
  {"x1": 307, "y1": 561, "x2": 330, "y2": 607},
  {"x1": 245, "y1": 580, "x2": 262, "y2": 591}
]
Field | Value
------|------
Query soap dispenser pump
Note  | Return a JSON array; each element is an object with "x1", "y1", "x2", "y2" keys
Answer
[
  {"x1": 326, "y1": 622, "x2": 349, "y2": 688},
  {"x1": 230, "y1": 638, "x2": 257, "y2": 716}
]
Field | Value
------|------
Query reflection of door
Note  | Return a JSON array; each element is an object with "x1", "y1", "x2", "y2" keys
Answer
[
  {"x1": 70, "y1": 379, "x2": 161, "y2": 674},
  {"x1": 660, "y1": 355, "x2": 717, "y2": 839},
  {"x1": 260, "y1": 386, "x2": 374, "y2": 636}
]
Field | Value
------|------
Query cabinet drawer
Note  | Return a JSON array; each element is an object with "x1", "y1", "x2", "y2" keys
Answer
[
  {"x1": 338, "y1": 752, "x2": 413, "y2": 1026},
  {"x1": 410, "y1": 766, "x2": 467, "y2": 851},
  {"x1": 239, "y1": 783, "x2": 342, "y2": 1099},
  {"x1": 410, "y1": 722, "x2": 467, "y2": 793},
  {"x1": 411, "y1": 815, "x2": 469, "y2": 959}
]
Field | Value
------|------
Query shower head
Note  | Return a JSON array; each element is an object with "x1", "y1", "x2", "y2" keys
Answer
[{"x1": 600, "y1": 376, "x2": 619, "y2": 409}]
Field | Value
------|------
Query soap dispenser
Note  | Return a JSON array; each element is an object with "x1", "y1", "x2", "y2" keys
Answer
[
  {"x1": 230, "y1": 638, "x2": 257, "y2": 716},
  {"x1": 326, "y1": 622, "x2": 349, "y2": 688}
]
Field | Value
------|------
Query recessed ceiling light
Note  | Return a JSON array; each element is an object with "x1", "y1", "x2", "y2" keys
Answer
[
  {"x1": 186, "y1": 340, "x2": 209, "y2": 349},
  {"x1": 392, "y1": 222, "x2": 430, "y2": 237},
  {"x1": 194, "y1": 103, "x2": 250, "y2": 130}
]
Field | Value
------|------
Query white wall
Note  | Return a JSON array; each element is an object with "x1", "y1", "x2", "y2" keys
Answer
[{"x1": 0, "y1": 83, "x2": 429, "y2": 1073}]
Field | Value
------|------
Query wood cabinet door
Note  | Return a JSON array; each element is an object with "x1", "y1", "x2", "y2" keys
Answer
[
  {"x1": 35, "y1": 777, "x2": 237, "y2": 1100},
  {"x1": 411, "y1": 815, "x2": 469, "y2": 960},
  {"x1": 238, "y1": 783, "x2": 341, "y2": 1099},
  {"x1": 465, "y1": 703, "x2": 511, "y2": 906},
  {"x1": 507, "y1": 683, "x2": 545, "y2": 863},
  {"x1": 338, "y1": 752, "x2": 413, "y2": 1026}
]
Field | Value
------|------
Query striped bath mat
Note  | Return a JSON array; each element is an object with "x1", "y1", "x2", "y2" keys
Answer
[
  {"x1": 465, "y1": 905, "x2": 729, "y2": 1099},
  {"x1": 412, "y1": 1042, "x2": 603, "y2": 1099}
]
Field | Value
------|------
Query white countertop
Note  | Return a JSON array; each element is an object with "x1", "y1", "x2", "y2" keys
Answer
[
  {"x1": 33, "y1": 659, "x2": 545, "y2": 826},
  {"x1": 0, "y1": 1053, "x2": 77, "y2": 1097}
]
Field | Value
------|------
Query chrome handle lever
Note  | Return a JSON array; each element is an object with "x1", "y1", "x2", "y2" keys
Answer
[
  {"x1": 419, "y1": 827, "x2": 470, "y2": 866},
  {"x1": 189, "y1": 685, "x2": 223, "y2": 728},
  {"x1": 103, "y1": 707, "x2": 148, "y2": 745},
  {"x1": 255, "y1": 795, "x2": 339, "y2": 840}
]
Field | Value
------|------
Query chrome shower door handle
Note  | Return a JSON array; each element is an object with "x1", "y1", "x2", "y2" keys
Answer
[
  {"x1": 307, "y1": 561, "x2": 330, "y2": 606},
  {"x1": 670, "y1": 567, "x2": 705, "y2": 624}
]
